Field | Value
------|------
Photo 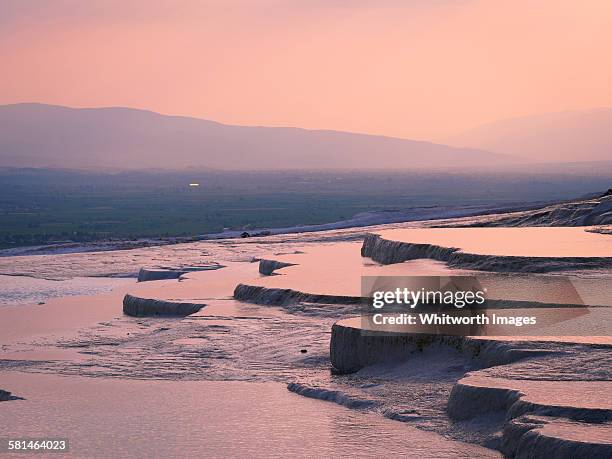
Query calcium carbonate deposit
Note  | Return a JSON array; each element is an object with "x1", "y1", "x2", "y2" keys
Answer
[{"x1": 1, "y1": 196, "x2": 611, "y2": 458}]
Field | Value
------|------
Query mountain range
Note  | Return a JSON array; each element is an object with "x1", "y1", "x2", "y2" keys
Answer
[
  {"x1": 446, "y1": 108, "x2": 612, "y2": 163},
  {"x1": 1, "y1": 103, "x2": 610, "y2": 170},
  {"x1": 0, "y1": 103, "x2": 516, "y2": 170}
]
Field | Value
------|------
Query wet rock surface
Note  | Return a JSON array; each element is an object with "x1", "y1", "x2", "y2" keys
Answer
[
  {"x1": 137, "y1": 265, "x2": 223, "y2": 282},
  {"x1": 122, "y1": 294, "x2": 204, "y2": 317},
  {"x1": 234, "y1": 283, "x2": 362, "y2": 307},
  {"x1": 503, "y1": 415, "x2": 612, "y2": 459},
  {"x1": 361, "y1": 232, "x2": 612, "y2": 272},
  {"x1": 258, "y1": 259, "x2": 296, "y2": 275}
]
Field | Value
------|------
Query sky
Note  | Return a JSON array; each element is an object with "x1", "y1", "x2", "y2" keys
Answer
[{"x1": 1, "y1": 0, "x2": 611, "y2": 140}]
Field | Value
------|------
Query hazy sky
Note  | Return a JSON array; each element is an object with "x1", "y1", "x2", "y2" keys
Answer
[{"x1": 1, "y1": 0, "x2": 611, "y2": 140}]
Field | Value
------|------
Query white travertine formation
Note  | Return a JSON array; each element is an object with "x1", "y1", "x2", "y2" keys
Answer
[
  {"x1": 258, "y1": 259, "x2": 296, "y2": 275},
  {"x1": 361, "y1": 231, "x2": 612, "y2": 272},
  {"x1": 122, "y1": 294, "x2": 204, "y2": 317}
]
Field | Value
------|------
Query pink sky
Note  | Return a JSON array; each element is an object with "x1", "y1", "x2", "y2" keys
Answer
[{"x1": 1, "y1": 0, "x2": 611, "y2": 140}]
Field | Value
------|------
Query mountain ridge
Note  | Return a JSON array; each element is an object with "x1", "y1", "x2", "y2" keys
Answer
[
  {"x1": 446, "y1": 108, "x2": 612, "y2": 163},
  {"x1": 0, "y1": 103, "x2": 519, "y2": 170}
]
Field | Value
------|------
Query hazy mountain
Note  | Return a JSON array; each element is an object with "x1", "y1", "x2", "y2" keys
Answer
[
  {"x1": 446, "y1": 108, "x2": 612, "y2": 163},
  {"x1": 0, "y1": 103, "x2": 517, "y2": 170}
]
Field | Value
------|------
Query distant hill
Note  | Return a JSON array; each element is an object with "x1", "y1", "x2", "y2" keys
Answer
[
  {"x1": 0, "y1": 103, "x2": 517, "y2": 170},
  {"x1": 446, "y1": 108, "x2": 612, "y2": 163}
]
